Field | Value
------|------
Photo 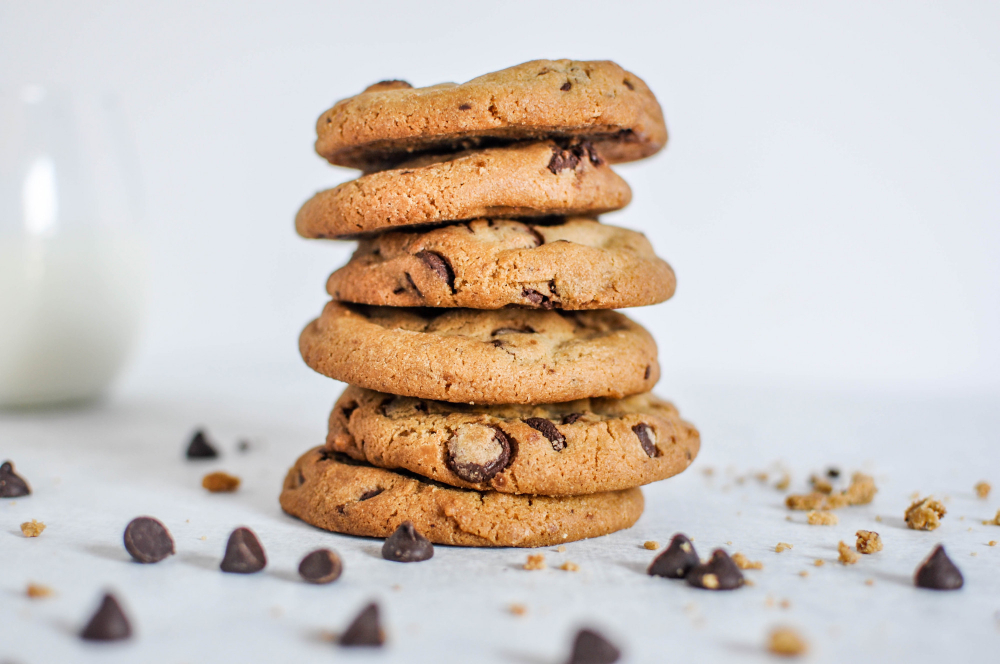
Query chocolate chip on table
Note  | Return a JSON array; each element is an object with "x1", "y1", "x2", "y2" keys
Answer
[
  {"x1": 0, "y1": 460, "x2": 31, "y2": 497},
  {"x1": 299, "y1": 548, "x2": 343, "y2": 584},
  {"x1": 80, "y1": 593, "x2": 132, "y2": 641},
  {"x1": 565, "y1": 628, "x2": 621, "y2": 664},
  {"x1": 220, "y1": 527, "x2": 267, "y2": 573},
  {"x1": 686, "y1": 549, "x2": 745, "y2": 590},
  {"x1": 523, "y1": 418, "x2": 567, "y2": 452},
  {"x1": 415, "y1": 250, "x2": 455, "y2": 291},
  {"x1": 915, "y1": 545, "x2": 964, "y2": 590},
  {"x1": 339, "y1": 602, "x2": 385, "y2": 647},
  {"x1": 382, "y1": 521, "x2": 434, "y2": 562},
  {"x1": 445, "y1": 424, "x2": 513, "y2": 483},
  {"x1": 631, "y1": 424, "x2": 658, "y2": 457},
  {"x1": 648, "y1": 533, "x2": 699, "y2": 578},
  {"x1": 123, "y1": 517, "x2": 175, "y2": 564},
  {"x1": 185, "y1": 429, "x2": 218, "y2": 459}
]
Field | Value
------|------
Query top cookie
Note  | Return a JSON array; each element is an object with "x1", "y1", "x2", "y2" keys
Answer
[
  {"x1": 315, "y1": 60, "x2": 667, "y2": 171},
  {"x1": 296, "y1": 140, "x2": 632, "y2": 238}
]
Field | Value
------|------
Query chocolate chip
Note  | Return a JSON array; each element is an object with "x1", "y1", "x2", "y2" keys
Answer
[
  {"x1": 0, "y1": 460, "x2": 30, "y2": 498},
  {"x1": 524, "y1": 418, "x2": 567, "y2": 452},
  {"x1": 382, "y1": 521, "x2": 434, "y2": 562},
  {"x1": 445, "y1": 424, "x2": 513, "y2": 483},
  {"x1": 560, "y1": 81, "x2": 572, "y2": 92},
  {"x1": 363, "y1": 80, "x2": 412, "y2": 93},
  {"x1": 915, "y1": 545, "x2": 964, "y2": 590},
  {"x1": 581, "y1": 140, "x2": 604, "y2": 166},
  {"x1": 220, "y1": 527, "x2": 267, "y2": 574},
  {"x1": 648, "y1": 533, "x2": 699, "y2": 578},
  {"x1": 80, "y1": 593, "x2": 132, "y2": 641},
  {"x1": 622, "y1": 79, "x2": 635, "y2": 91},
  {"x1": 404, "y1": 272, "x2": 422, "y2": 297},
  {"x1": 547, "y1": 145, "x2": 581, "y2": 174},
  {"x1": 123, "y1": 517, "x2": 175, "y2": 564},
  {"x1": 643, "y1": 365, "x2": 651, "y2": 380},
  {"x1": 358, "y1": 487, "x2": 384, "y2": 501},
  {"x1": 415, "y1": 250, "x2": 455, "y2": 292},
  {"x1": 185, "y1": 429, "x2": 218, "y2": 459},
  {"x1": 827, "y1": 467, "x2": 841, "y2": 478},
  {"x1": 526, "y1": 226, "x2": 546, "y2": 247},
  {"x1": 298, "y1": 548, "x2": 342, "y2": 584},
  {"x1": 632, "y1": 423, "x2": 658, "y2": 457},
  {"x1": 341, "y1": 401, "x2": 359, "y2": 421},
  {"x1": 522, "y1": 288, "x2": 554, "y2": 308},
  {"x1": 562, "y1": 413, "x2": 583, "y2": 425},
  {"x1": 565, "y1": 628, "x2": 620, "y2": 664},
  {"x1": 340, "y1": 602, "x2": 385, "y2": 647},
  {"x1": 458, "y1": 102, "x2": 472, "y2": 110},
  {"x1": 686, "y1": 549, "x2": 744, "y2": 590},
  {"x1": 491, "y1": 326, "x2": 536, "y2": 336}
]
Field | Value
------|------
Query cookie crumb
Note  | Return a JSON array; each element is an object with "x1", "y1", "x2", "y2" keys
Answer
[
  {"x1": 732, "y1": 552, "x2": 763, "y2": 570},
  {"x1": 779, "y1": 599, "x2": 792, "y2": 609},
  {"x1": 702, "y1": 467, "x2": 715, "y2": 477},
  {"x1": 798, "y1": 570, "x2": 809, "y2": 577},
  {"x1": 975, "y1": 481, "x2": 991, "y2": 499},
  {"x1": 202, "y1": 471, "x2": 240, "y2": 493},
  {"x1": 523, "y1": 554, "x2": 546, "y2": 571},
  {"x1": 26, "y1": 583, "x2": 53, "y2": 598},
  {"x1": 864, "y1": 578, "x2": 874, "y2": 586},
  {"x1": 556, "y1": 545, "x2": 566, "y2": 553},
  {"x1": 786, "y1": 492, "x2": 825, "y2": 510},
  {"x1": 989, "y1": 541, "x2": 997, "y2": 546},
  {"x1": 755, "y1": 472, "x2": 769, "y2": 483},
  {"x1": 983, "y1": 509, "x2": 1000, "y2": 526},
  {"x1": 807, "y1": 510, "x2": 838, "y2": 526},
  {"x1": 768, "y1": 626, "x2": 808, "y2": 657},
  {"x1": 775, "y1": 473, "x2": 791, "y2": 491},
  {"x1": 20, "y1": 519, "x2": 45, "y2": 537},
  {"x1": 905, "y1": 497, "x2": 946, "y2": 531},
  {"x1": 643, "y1": 540, "x2": 659, "y2": 550},
  {"x1": 814, "y1": 559, "x2": 825, "y2": 567},
  {"x1": 509, "y1": 604, "x2": 527, "y2": 616},
  {"x1": 855, "y1": 530, "x2": 883, "y2": 554},
  {"x1": 701, "y1": 573, "x2": 720, "y2": 589},
  {"x1": 743, "y1": 578, "x2": 756, "y2": 586},
  {"x1": 199, "y1": 535, "x2": 207, "y2": 540},
  {"x1": 875, "y1": 515, "x2": 883, "y2": 522},
  {"x1": 775, "y1": 542, "x2": 793, "y2": 553},
  {"x1": 810, "y1": 475, "x2": 834, "y2": 494},
  {"x1": 560, "y1": 561, "x2": 579, "y2": 572},
  {"x1": 838, "y1": 541, "x2": 860, "y2": 565},
  {"x1": 845, "y1": 472, "x2": 877, "y2": 505}
]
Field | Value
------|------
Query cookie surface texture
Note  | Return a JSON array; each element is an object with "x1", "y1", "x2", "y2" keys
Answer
[
  {"x1": 326, "y1": 217, "x2": 675, "y2": 310},
  {"x1": 299, "y1": 302, "x2": 659, "y2": 404},
  {"x1": 296, "y1": 141, "x2": 631, "y2": 238},
  {"x1": 280, "y1": 447, "x2": 644, "y2": 547},
  {"x1": 315, "y1": 60, "x2": 667, "y2": 170},
  {"x1": 327, "y1": 386, "x2": 699, "y2": 495}
]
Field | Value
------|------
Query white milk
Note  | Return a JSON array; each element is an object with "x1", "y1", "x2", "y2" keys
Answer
[{"x1": 0, "y1": 231, "x2": 145, "y2": 407}]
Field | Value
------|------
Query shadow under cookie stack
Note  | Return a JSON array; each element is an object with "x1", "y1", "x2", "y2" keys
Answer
[{"x1": 280, "y1": 59, "x2": 700, "y2": 548}]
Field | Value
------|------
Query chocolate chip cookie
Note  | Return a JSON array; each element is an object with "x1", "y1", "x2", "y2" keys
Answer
[
  {"x1": 325, "y1": 217, "x2": 675, "y2": 310},
  {"x1": 299, "y1": 302, "x2": 659, "y2": 404},
  {"x1": 279, "y1": 447, "x2": 644, "y2": 547},
  {"x1": 326, "y1": 386, "x2": 700, "y2": 495},
  {"x1": 315, "y1": 60, "x2": 667, "y2": 170},
  {"x1": 296, "y1": 141, "x2": 631, "y2": 239}
]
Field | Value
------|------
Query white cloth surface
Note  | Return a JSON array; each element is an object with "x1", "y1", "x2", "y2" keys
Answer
[{"x1": 3, "y1": 360, "x2": 999, "y2": 663}]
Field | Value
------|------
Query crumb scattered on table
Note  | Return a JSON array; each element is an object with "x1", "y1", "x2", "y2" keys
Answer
[
  {"x1": 814, "y1": 559, "x2": 824, "y2": 567},
  {"x1": 556, "y1": 545, "x2": 566, "y2": 553},
  {"x1": 807, "y1": 510, "x2": 838, "y2": 526},
  {"x1": 779, "y1": 599, "x2": 791, "y2": 609},
  {"x1": 974, "y1": 481, "x2": 991, "y2": 499},
  {"x1": 523, "y1": 554, "x2": 545, "y2": 571},
  {"x1": 838, "y1": 541, "x2": 860, "y2": 565},
  {"x1": 875, "y1": 515, "x2": 883, "y2": 522},
  {"x1": 787, "y1": 472, "x2": 877, "y2": 511},
  {"x1": 905, "y1": 497, "x2": 946, "y2": 531},
  {"x1": 983, "y1": 509, "x2": 1000, "y2": 526},
  {"x1": 798, "y1": 570, "x2": 809, "y2": 577},
  {"x1": 856, "y1": 530, "x2": 883, "y2": 554},
  {"x1": 865, "y1": 578, "x2": 874, "y2": 586},
  {"x1": 810, "y1": 475, "x2": 834, "y2": 494},
  {"x1": 775, "y1": 472, "x2": 791, "y2": 491},
  {"x1": 202, "y1": 471, "x2": 241, "y2": 493},
  {"x1": 509, "y1": 604, "x2": 527, "y2": 616},
  {"x1": 643, "y1": 540, "x2": 659, "y2": 550},
  {"x1": 701, "y1": 573, "x2": 720, "y2": 589},
  {"x1": 768, "y1": 626, "x2": 808, "y2": 657},
  {"x1": 775, "y1": 542, "x2": 793, "y2": 553},
  {"x1": 26, "y1": 583, "x2": 53, "y2": 598},
  {"x1": 560, "y1": 561, "x2": 579, "y2": 572},
  {"x1": 989, "y1": 541, "x2": 997, "y2": 546},
  {"x1": 20, "y1": 520, "x2": 45, "y2": 537},
  {"x1": 733, "y1": 552, "x2": 763, "y2": 570}
]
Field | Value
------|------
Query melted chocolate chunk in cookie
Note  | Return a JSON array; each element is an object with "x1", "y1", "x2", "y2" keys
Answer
[
  {"x1": 415, "y1": 250, "x2": 455, "y2": 292},
  {"x1": 524, "y1": 418, "x2": 567, "y2": 452},
  {"x1": 382, "y1": 521, "x2": 434, "y2": 562},
  {"x1": 648, "y1": 533, "x2": 699, "y2": 579},
  {"x1": 445, "y1": 424, "x2": 512, "y2": 482},
  {"x1": 0, "y1": 460, "x2": 30, "y2": 497},
  {"x1": 632, "y1": 423, "x2": 658, "y2": 457}
]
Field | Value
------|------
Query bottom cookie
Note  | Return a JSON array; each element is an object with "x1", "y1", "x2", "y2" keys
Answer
[{"x1": 280, "y1": 447, "x2": 644, "y2": 547}]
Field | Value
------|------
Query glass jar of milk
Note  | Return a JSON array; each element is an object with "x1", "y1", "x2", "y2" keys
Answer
[{"x1": 0, "y1": 87, "x2": 146, "y2": 407}]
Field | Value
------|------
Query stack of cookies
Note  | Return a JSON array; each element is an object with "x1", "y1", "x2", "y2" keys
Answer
[{"x1": 280, "y1": 59, "x2": 700, "y2": 548}]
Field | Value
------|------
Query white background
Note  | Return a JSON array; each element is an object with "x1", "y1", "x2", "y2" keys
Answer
[
  {"x1": 3, "y1": 3, "x2": 1000, "y2": 663},
  {"x1": 2, "y1": 0, "x2": 998, "y2": 396}
]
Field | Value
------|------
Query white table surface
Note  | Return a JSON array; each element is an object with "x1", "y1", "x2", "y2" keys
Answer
[{"x1": 2, "y1": 357, "x2": 999, "y2": 663}]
